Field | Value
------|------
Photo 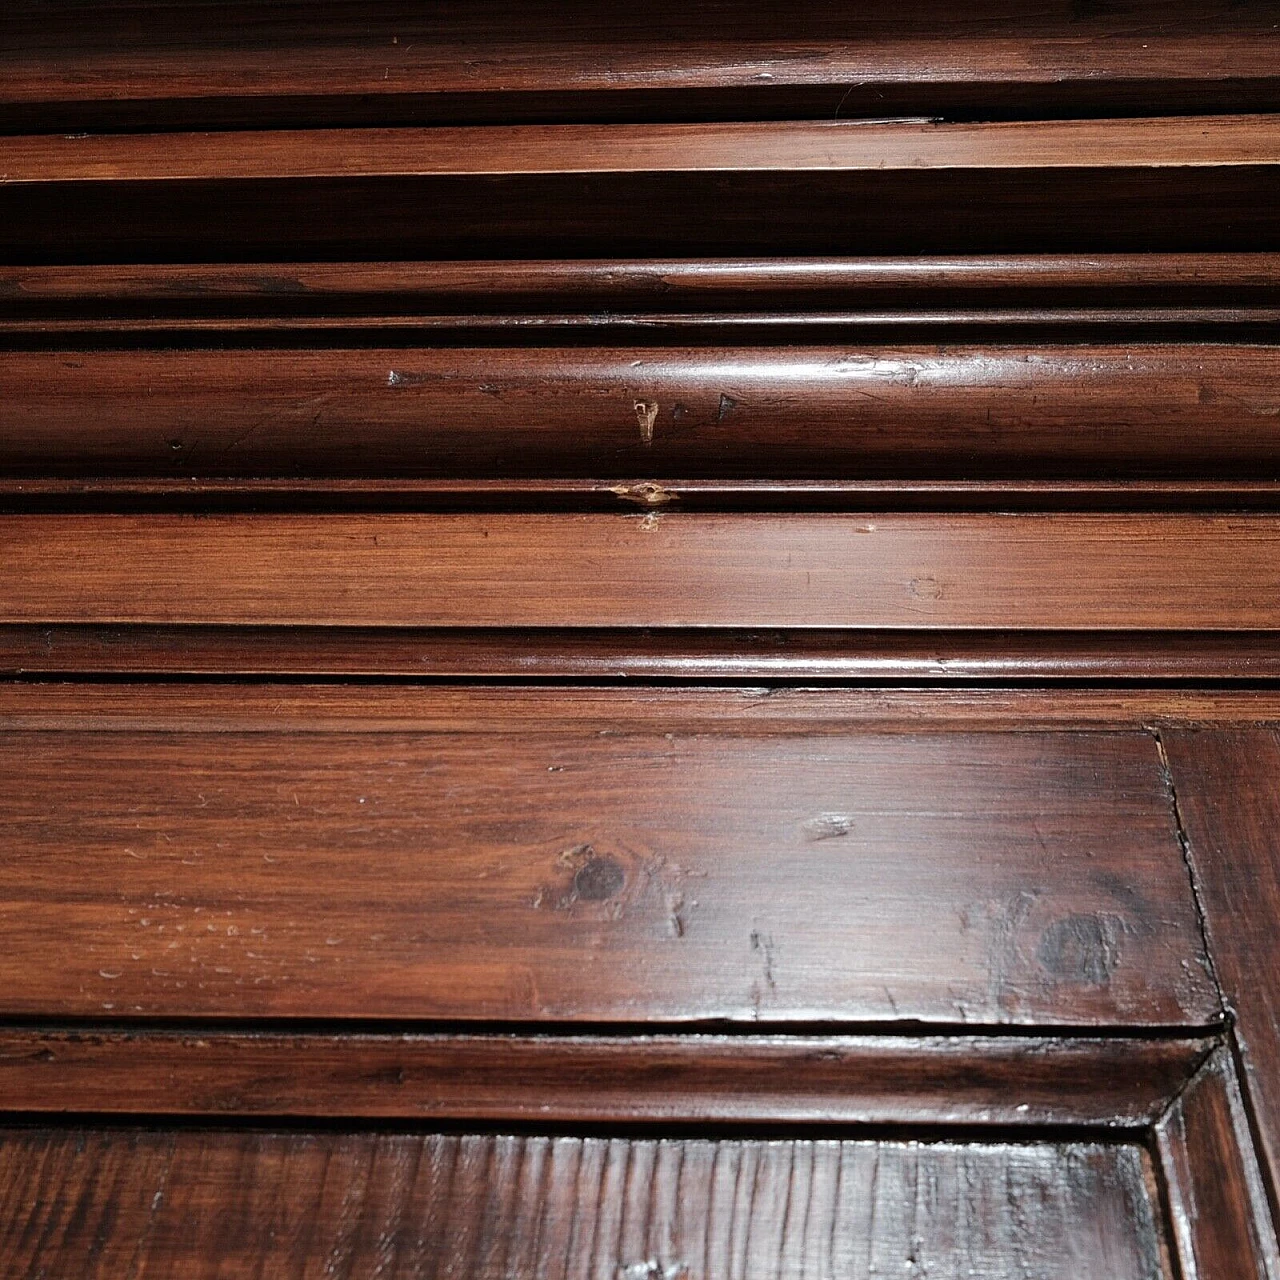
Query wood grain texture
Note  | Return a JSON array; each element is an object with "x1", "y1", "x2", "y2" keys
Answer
[
  {"x1": 6, "y1": 345, "x2": 1280, "y2": 479},
  {"x1": 3, "y1": 0, "x2": 1277, "y2": 129},
  {"x1": 8, "y1": 117, "x2": 1280, "y2": 183},
  {"x1": 6, "y1": 477, "x2": 1280, "y2": 513},
  {"x1": 1159, "y1": 728, "x2": 1280, "y2": 1235},
  {"x1": 8, "y1": 514, "x2": 1280, "y2": 629},
  {"x1": 0, "y1": 1128, "x2": 1171, "y2": 1280},
  {"x1": 7, "y1": 255, "x2": 1280, "y2": 310},
  {"x1": 4, "y1": 132, "x2": 1278, "y2": 259},
  {"x1": 0, "y1": 1030, "x2": 1206, "y2": 1126},
  {"x1": 1154, "y1": 1048, "x2": 1280, "y2": 1280},
  {"x1": 0, "y1": 712, "x2": 1217, "y2": 1025},
  {"x1": 9, "y1": 626, "x2": 1280, "y2": 682},
  {"x1": 4, "y1": 682, "x2": 1280, "y2": 733}
]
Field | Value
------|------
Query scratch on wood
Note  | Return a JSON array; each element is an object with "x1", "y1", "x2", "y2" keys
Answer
[{"x1": 634, "y1": 400, "x2": 659, "y2": 444}]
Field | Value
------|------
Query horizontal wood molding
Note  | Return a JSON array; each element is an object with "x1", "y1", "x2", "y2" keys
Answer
[
  {"x1": 8, "y1": 117, "x2": 1280, "y2": 183},
  {"x1": 0, "y1": 1030, "x2": 1207, "y2": 1126},
  {"x1": 5, "y1": 682, "x2": 1280, "y2": 732},
  {"x1": 0, "y1": 717, "x2": 1217, "y2": 1026},
  {"x1": 9, "y1": 626, "x2": 1280, "y2": 682},
  {"x1": 1154, "y1": 1047, "x2": 1280, "y2": 1280},
  {"x1": 0, "y1": 1127, "x2": 1171, "y2": 1280},
  {"x1": 5, "y1": 345, "x2": 1280, "y2": 480},
  {"x1": 4, "y1": 123, "x2": 1278, "y2": 258},
  {"x1": 6, "y1": 255, "x2": 1280, "y2": 309},
  {"x1": 6, "y1": 514, "x2": 1280, "y2": 629},
  {"x1": 3, "y1": 2, "x2": 1278, "y2": 131}
]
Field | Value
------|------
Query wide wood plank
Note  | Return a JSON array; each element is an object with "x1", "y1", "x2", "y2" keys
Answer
[
  {"x1": 6, "y1": 514, "x2": 1280, "y2": 629},
  {"x1": 0, "y1": 712, "x2": 1216, "y2": 1025},
  {"x1": 4, "y1": 345, "x2": 1280, "y2": 479},
  {"x1": 0, "y1": 1129, "x2": 1170, "y2": 1280}
]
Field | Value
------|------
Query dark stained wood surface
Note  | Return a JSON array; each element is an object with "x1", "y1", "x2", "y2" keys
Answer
[
  {"x1": 10, "y1": 626, "x2": 1280, "y2": 682},
  {"x1": 8, "y1": 477, "x2": 1280, "y2": 513},
  {"x1": 1154, "y1": 1047, "x2": 1280, "y2": 1280},
  {"x1": 9, "y1": 117, "x2": 1280, "y2": 182},
  {"x1": 7, "y1": 681, "x2": 1280, "y2": 732},
  {"x1": 0, "y1": 1128, "x2": 1171, "y2": 1280},
  {"x1": 1158, "y1": 729, "x2": 1280, "y2": 1232},
  {"x1": 8, "y1": 514, "x2": 1280, "y2": 630},
  {"x1": 6, "y1": 345, "x2": 1280, "y2": 479},
  {"x1": 0, "y1": 1030, "x2": 1207, "y2": 1126},
  {"x1": 3, "y1": 0, "x2": 1277, "y2": 130},
  {"x1": 0, "y1": 705, "x2": 1217, "y2": 1025},
  {"x1": 7, "y1": 255, "x2": 1280, "y2": 310},
  {"x1": 5, "y1": 118, "x2": 1278, "y2": 259}
]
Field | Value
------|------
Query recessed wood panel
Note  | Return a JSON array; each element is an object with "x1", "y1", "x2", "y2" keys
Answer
[
  {"x1": 6, "y1": 513, "x2": 1280, "y2": 630},
  {"x1": 0, "y1": 1128, "x2": 1170, "y2": 1280},
  {"x1": 0, "y1": 704, "x2": 1216, "y2": 1025}
]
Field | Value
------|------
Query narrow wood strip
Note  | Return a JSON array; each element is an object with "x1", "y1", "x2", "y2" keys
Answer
[
  {"x1": 4, "y1": 477, "x2": 1280, "y2": 512},
  {"x1": 4, "y1": 514, "x2": 1280, "y2": 629},
  {"x1": 2, "y1": 683, "x2": 1279, "y2": 733},
  {"x1": 6, "y1": 255, "x2": 1279, "y2": 306},
  {"x1": 0, "y1": 721, "x2": 1217, "y2": 1025},
  {"x1": 7, "y1": 627, "x2": 1280, "y2": 681},
  {"x1": 0, "y1": 1030, "x2": 1205, "y2": 1125},
  {"x1": 10, "y1": 308, "x2": 1280, "y2": 337},
  {"x1": 4, "y1": 117, "x2": 1279, "y2": 184}
]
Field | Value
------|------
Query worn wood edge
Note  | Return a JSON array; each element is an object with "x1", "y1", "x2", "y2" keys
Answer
[
  {"x1": 0, "y1": 1029, "x2": 1209, "y2": 1126},
  {"x1": 4, "y1": 683, "x2": 1280, "y2": 731},
  {"x1": 5, "y1": 255, "x2": 1279, "y2": 305},
  {"x1": 9, "y1": 626, "x2": 1280, "y2": 681},
  {"x1": 5, "y1": 116, "x2": 1280, "y2": 185},
  {"x1": 1154, "y1": 1045, "x2": 1280, "y2": 1280},
  {"x1": 10, "y1": 310, "x2": 1280, "y2": 339},
  {"x1": 4, "y1": 478, "x2": 1280, "y2": 513}
]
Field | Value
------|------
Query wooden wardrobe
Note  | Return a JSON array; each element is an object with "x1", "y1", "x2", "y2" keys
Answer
[{"x1": 3, "y1": 3, "x2": 1280, "y2": 1275}]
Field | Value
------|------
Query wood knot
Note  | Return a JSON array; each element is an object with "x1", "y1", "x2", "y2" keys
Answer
[{"x1": 573, "y1": 856, "x2": 626, "y2": 902}]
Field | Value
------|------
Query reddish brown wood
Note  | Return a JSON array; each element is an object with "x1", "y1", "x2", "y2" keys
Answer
[
  {"x1": 5, "y1": 477, "x2": 1280, "y2": 513},
  {"x1": 0, "y1": 1128, "x2": 1171, "y2": 1280},
  {"x1": 0, "y1": 1030, "x2": 1206, "y2": 1126},
  {"x1": 3, "y1": 0, "x2": 1278, "y2": 130},
  {"x1": 1154, "y1": 1048, "x2": 1280, "y2": 1280},
  {"x1": 5, "y1": 345, "x2": 1280, "y2": 480},
  {"x1": 7, "y1": 255, "x2": 1280, "y2": 311},
  {"x1": 5, "y1": 682, "x2": 1280, "y2": 733},
  {"x1": 9, "y1": 626, "x2": 1280, "y2": 682},
  {"x1": 8, "y1": 117, "x2": 1280, "y2": 182},
  {"x1": 4, "y1": 119, "x2": 1277, "y2": 258},
  {"x1": 0, "y1": 712, "x2": 1216, "y2": 1026},
  {"x1": 6, "y1": 513, "x2": 1280, "y2": 629},
  {"x1": 1157, "y1": 729, "x2": 1280, "y2": 1232}
]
